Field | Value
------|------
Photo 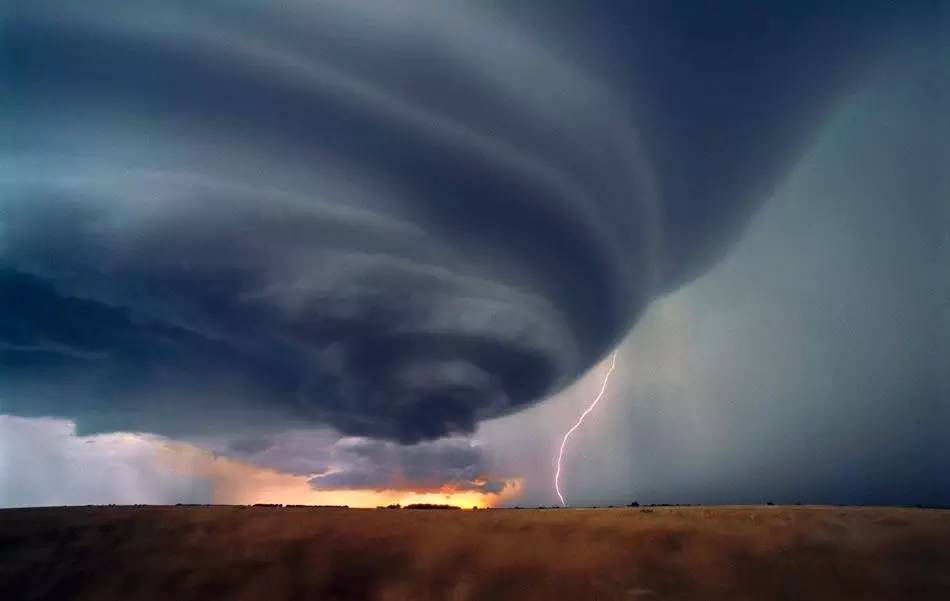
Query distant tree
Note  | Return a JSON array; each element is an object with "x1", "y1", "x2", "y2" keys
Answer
[
  {"x1": 628, "y1": 501, "x2": 640, "y2": 507},
  {"x1": 766, "y1": 501, "x2": 775, "y2": 506},
  {"x1": 404, "y1": 503, "x2": 460, "y2": 510}
]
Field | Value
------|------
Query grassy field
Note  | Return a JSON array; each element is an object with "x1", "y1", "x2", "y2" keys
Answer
[{"x1": 1, "y1": 505, "x2": 948, "y2": 600}]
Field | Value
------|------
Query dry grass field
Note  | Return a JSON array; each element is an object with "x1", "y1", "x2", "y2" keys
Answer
[{"x1": 1, "y1": 505, "x2": 948, "y2": 601}]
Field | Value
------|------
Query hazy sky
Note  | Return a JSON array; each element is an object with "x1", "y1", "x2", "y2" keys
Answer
[{"x1": 1, "y1": 1, "x2": 945, "y2": 507}]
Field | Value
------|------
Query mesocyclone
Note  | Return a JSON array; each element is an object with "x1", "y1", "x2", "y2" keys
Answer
[{"x1": 0, "y1": 1, "x2": 921, "y2": 442}]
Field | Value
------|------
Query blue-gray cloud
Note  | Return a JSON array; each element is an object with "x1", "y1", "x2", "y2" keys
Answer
[
  {"x1": 0, "y1": 1, "x2": 928, "y2": 442},
  {"x1": 310, "y1": 437, "x2": 510, "y2": 495},
  {"x1": 203, "y1": 430, "x2": 510, "y2": 495}
]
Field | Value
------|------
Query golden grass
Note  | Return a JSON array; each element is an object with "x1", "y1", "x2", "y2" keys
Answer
[{"x1": 1, "y1": 505, "x2": 948, "y2": 600}]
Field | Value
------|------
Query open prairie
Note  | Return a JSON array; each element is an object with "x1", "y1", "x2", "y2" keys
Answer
[{"x1": 2, "y1": 505, "x2": 948, "y2": 600}]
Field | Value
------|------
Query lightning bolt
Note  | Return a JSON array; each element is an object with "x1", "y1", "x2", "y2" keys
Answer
[{"x1": 554, "y1": 350, "x2": 618, "y2": 507}]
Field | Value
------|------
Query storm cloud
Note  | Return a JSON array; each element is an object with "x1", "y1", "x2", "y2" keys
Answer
[
  {"x1": 0, "y1": 1, "x2": 928, "y2": 442},
  {"x1": 309, "y1": 437, "x2": 511, "y2": 495},
  {"x1": 192, "y1": 428, "x2": 512, "y2": 496}
]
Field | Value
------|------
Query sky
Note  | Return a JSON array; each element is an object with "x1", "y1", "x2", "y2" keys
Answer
[{"x1": 1, "y1": 1, "x2": 946, "y2": 508}]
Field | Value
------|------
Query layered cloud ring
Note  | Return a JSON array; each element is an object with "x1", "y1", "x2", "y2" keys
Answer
[{"x1": 0, "y1": 1, "x2": 912, "y2": 441}]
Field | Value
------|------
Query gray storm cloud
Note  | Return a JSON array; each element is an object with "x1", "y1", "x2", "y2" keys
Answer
[
  {"x1": 0, "y1": 1, "x2": 926, "y2": 442},
  {"x1": 310, "y1": 437, "x2": 511, "y2": 495},
  {"x1": 203, "y1": 429, "x2": 511, "y2": 495}
]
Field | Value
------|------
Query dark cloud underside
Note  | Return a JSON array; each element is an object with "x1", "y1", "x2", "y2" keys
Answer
[{"x1": 0, "y1": 1, "x2": 930, "y2": 441}]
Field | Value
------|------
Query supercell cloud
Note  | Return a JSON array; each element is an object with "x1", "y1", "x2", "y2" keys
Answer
[{"x1": 0, "y1": 1, "x2": 924, "y2": 442}]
